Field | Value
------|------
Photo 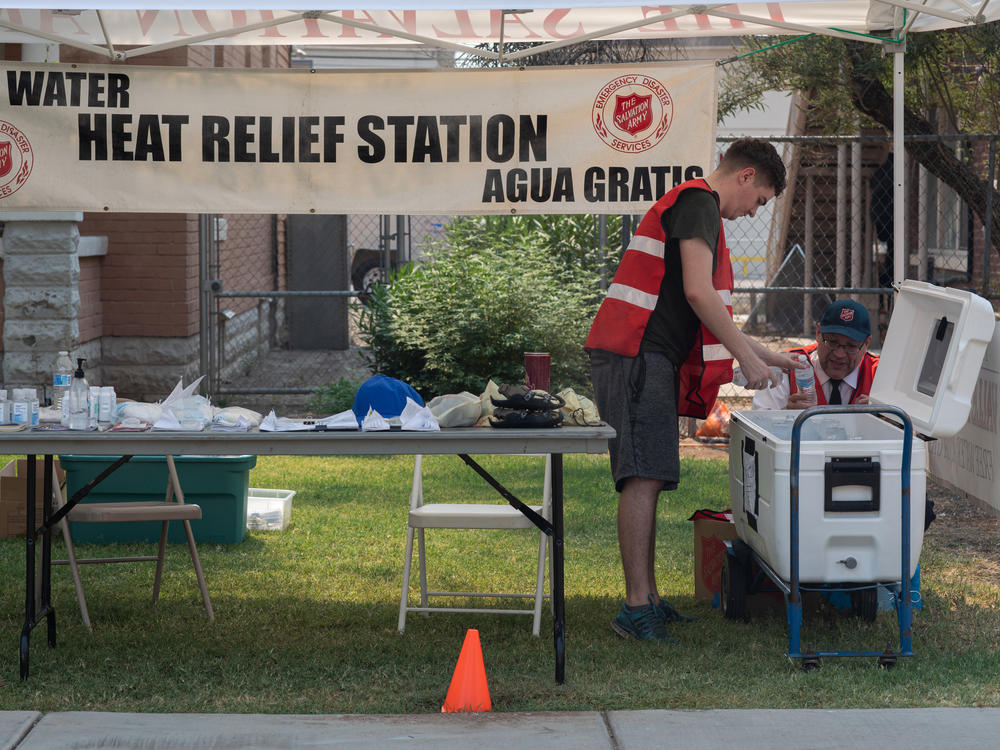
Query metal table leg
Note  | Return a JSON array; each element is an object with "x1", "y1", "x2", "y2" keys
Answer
[
  {"x1": 21, "y1": 454, "x2": 58, "y2": 679},
  {"x1": 457, "y1": 452, "x2": 565, "y2": 683},
  {"x1": 551, "y1": 453, "x2": 565, "y2": 684}
]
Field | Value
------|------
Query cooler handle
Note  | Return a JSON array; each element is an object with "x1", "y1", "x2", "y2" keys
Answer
[{"x1": 823, "y1": 456, "x2": 880, "y2": 513}]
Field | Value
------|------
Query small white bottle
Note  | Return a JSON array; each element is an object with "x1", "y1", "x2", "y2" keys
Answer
[
  {"x1": 11, "y1": 389, "x2": 29, "y2": 425},
  {"x1": 88, "y1": 385, "x2": 101, "y2": 429},
  {"x1": 98, "y1": 386, "x2": 116, "y2": 427},
  {"x1": 68, "y1": 359, "x2": 90, "y2": 431},
  {"x1": 0, "y1": 390, "x2": 9, "y2": 425},
  {"x1": 794, "y1": 353, "x2": 817, "y2": 406},
  {"x1": 26, "y1": 388, "x2": 39, "y2": 426},
  {"x1": 53, "y1": 350, "x2": 74, "y2": 426}
]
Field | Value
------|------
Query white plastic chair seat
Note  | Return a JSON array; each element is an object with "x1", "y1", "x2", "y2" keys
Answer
[{"x1": 409, "y1": 503, "x2": 543, "y2": 530}]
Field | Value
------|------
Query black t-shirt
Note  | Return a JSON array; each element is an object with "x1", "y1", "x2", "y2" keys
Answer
[{"x1": 639, "y1": 189, "x2": 721, "y2": 366}]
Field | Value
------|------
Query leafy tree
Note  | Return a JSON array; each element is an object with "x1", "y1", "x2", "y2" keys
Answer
[
  {"x1": 719, "y1": 23, "x2": 1000, "y2": 255},
  {"x1": 354, "y1": 216, "x2": 614, "y2": 398}
]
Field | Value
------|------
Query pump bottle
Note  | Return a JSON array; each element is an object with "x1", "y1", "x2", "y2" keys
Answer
[{"x1": 68, "y1": 358, "x2": 90, "y2": 431}]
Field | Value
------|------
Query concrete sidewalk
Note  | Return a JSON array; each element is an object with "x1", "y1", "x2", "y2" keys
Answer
[{"x1": 2, "y1": 707, "x2": 1000, "y2": 749}]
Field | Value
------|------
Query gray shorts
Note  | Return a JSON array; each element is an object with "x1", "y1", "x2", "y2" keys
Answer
[{"x1": 590, "y1": 349, "x2": 680, "y2": 493}]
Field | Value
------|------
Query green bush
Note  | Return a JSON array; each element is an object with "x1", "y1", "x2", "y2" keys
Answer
[
  {"x1": 306, "y1": 378, "x2": 364, "y2": 415},
  {"x1": 354, "y1": 216, "x2": 616, "y2": 399}
]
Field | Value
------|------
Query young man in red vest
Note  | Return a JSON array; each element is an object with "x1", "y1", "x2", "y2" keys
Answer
[
  {"x1": 752, "y1": 300, "x2": 877, "y2": 410},
  {"x1": 586, "y1": 138, "x2": 803, "y2": 642}
]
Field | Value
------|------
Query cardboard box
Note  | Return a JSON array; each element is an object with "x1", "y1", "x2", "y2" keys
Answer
[
  {"x1": 691, "y1": 510, "x2": 739, "y2": 606},
  {"x1": 0, "y1": 459, "x2": 66, "y2": 538},
  {"x1": 692, "y1": 509, "x2": 784, "y2": 614}
]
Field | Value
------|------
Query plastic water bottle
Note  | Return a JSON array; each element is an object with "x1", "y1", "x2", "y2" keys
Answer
[
  {"x1": 794, "y1": 353, "x2": 817, "y2": 406},
  {"x1": 732, "y1": 365, "x2": 783, "y2": 389},
  {"x1": 52, "y1": 350, "x2": 74, "y2": 425},
  {"x1": 68, "y1": 358, "x2": 90, "y2": 431}
]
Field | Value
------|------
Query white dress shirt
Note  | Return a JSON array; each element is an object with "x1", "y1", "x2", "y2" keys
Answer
[{"x1": 751, "y1": 350, "x2": 861, "y2": 410}]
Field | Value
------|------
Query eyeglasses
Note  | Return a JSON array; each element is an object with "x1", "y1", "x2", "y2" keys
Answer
[{"x1": 821, "y1": 337, "x2": 864, "y2": 354}]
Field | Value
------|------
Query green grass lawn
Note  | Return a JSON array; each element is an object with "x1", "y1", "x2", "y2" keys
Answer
[{"x1": 0, "y1": 453, "x2": 997, "y2": 713}]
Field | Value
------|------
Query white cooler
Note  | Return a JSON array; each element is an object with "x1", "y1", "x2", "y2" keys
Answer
[{"x1": 730, "y1": 281, "x2": 996, "y2": 585}]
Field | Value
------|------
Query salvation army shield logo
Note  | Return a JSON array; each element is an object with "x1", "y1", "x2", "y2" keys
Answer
[
  {"x1": 0, "y1": 120, "x2": 34, "y2": 199},
  {"x1": 613, "y1": 93, "x2": 653, "y2": 136},
  {"x1": 593, "y1": 75, "x2": 673, "y2": 153},
  {"x1": 0, "y1": 141, "x2": 10, "y2": 178},
  {"x1": 840, "y1": 308, "x2": 855, "y2": 322}
]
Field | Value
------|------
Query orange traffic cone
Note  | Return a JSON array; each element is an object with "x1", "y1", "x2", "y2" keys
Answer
[{"x1": 441, "y1": 629, "x2": 491, "y2": 713}]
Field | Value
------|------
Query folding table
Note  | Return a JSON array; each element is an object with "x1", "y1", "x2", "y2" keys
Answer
[{"x1": 3, "y1": 425, "x2": 614, "y2": 683}]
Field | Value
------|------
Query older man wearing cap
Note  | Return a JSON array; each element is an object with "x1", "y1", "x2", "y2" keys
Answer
[{"x1": 753, "y1": 300, "x2": 878, "y2": 410}]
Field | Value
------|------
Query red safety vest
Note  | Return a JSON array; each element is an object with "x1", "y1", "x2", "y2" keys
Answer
[
  {"x1": 585, "y1": 179, "x2": 734, "y2": 419},
  {"x1": 786, "y1": 342, "x2": 879, "y2": 404}
]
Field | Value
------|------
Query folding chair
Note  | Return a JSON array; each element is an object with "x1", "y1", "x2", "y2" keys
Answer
[
  {"x1": 52, "y1": 454, "x2": 214, "y2": 628},
  {"x1": 398, "y1": 454, "x2": 551, "y2": 636}
]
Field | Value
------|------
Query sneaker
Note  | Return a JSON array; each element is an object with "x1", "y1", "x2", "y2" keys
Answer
[
  {"x1": 654, "y1": 597, "x2": 694, "y2": 624},
  {"x1": 611, "y1": 601, "x2": 677, "y2": 643}
]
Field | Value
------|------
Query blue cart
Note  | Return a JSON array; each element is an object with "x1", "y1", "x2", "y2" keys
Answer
[{"x1": 722, "y1": 404, "x2": 916, "y2": 670}]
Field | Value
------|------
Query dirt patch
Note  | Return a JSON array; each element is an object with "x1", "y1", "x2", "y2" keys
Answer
[
  {"x1": 923, "y1": 478, "x2": 1000, "y2": 585},
  {"x1": 679, "y1": 438, "x2": 731, "y2": 461}
]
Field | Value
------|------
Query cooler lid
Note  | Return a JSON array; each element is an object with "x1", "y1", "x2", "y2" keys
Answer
[{"x1": 870, "y1": 280, "x2": 996, "y2": 437}]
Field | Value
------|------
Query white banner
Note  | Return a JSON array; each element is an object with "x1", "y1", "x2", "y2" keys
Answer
[{"x1": 0, "y1": 61, "x2": 717, "y2": 214}]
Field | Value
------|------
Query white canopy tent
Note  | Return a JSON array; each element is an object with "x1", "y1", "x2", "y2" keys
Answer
[{"x1": 2, "y1": 1, "x2": 999, "y2": 284}]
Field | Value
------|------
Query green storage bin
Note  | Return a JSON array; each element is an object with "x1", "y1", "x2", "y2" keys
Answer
[{"x1": 59, "y1": 455, "x2": 257, "y2": 545}]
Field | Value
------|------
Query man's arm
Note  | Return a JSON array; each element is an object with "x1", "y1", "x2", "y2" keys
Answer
[{"x1": 680, "y1": 238, "x2": 799, "y2": 389}]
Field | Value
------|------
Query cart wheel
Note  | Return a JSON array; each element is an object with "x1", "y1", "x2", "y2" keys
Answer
[
  {"x1": 721, "y1": 553, "x2": 748, "y2": 622},
  {"x1": 878, "y1": 653, "x2": 897, "y2": 670},
  {"x1": 851, "y1": 588, "x2": 878, "y2": 622},
  {"x1": 801, "y1": 655, "x2": 821, "y2": 672}
]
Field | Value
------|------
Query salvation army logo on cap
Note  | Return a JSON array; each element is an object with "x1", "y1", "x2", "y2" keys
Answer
[
  {"x1": 840, "y1": 308, "x2": 855, "y2": 322},
  {"x1": 0, "y1": 120, "x2": 34, "y2": 199},
  {"x1": 592, "y1": 74, "x2": 673, "y2": 153}
]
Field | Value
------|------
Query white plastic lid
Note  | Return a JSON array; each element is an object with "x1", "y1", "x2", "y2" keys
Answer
[{"x1": 870, "y1": 280, "x2": 996, "y2": 437}]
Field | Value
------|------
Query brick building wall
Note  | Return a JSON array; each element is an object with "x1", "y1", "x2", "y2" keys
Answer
[{"x1": 76, "y1": 213, "x2": 201, "y2": 338}]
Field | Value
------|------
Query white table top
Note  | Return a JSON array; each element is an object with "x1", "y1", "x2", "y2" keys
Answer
[{"x1": 0, "y1": 425, "x2": 615, "y2": 457}]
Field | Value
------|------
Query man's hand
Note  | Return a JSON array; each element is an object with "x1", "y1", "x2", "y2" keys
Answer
[
  {"x1": 735, "y1": 353, "x2": 773, "y2": 390},
  {"x1": 786, "y1": 390, "x2": 814, "y2": 410}
]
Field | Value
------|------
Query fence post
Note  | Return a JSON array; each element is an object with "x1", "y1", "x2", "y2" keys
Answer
[
  {"x1": 836, "y1": 143, "x2": 847, "y2": 289},
  {"x1": 984, "y1": 139, "x2": 996, "y2": 297},
  {"x1": 851, "y1": 138, "x2": 863, "y2": 292},
  {"x1": 804, "y1": 174, "x2": 814, "y2": 336}
]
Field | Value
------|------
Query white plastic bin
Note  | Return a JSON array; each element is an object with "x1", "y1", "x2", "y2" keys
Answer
[{"x1": 246, "y1": 488, "x2": 295, "y2": 531}]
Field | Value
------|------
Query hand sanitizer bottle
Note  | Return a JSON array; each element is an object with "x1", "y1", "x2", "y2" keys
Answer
[{"x1": 68, "y1": 359, "x2": 90, "y2": 431}]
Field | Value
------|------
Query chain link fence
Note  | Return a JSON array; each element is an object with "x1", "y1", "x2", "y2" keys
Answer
[{"x1": 205, "y1": 134, "x2": 997, "y2": 415}]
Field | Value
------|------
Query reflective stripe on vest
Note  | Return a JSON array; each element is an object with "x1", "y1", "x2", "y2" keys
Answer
[
  {"x1": 585, "y1": 178, "x2": 731, "y2": 359},
  {"x1": 585, "y1": 179, "x2": 735, "y2": 419}
]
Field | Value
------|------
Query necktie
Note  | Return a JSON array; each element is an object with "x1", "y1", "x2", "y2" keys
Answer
[{"x1": 828, "y1": 379, "x2": 843, "y2": 405}]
